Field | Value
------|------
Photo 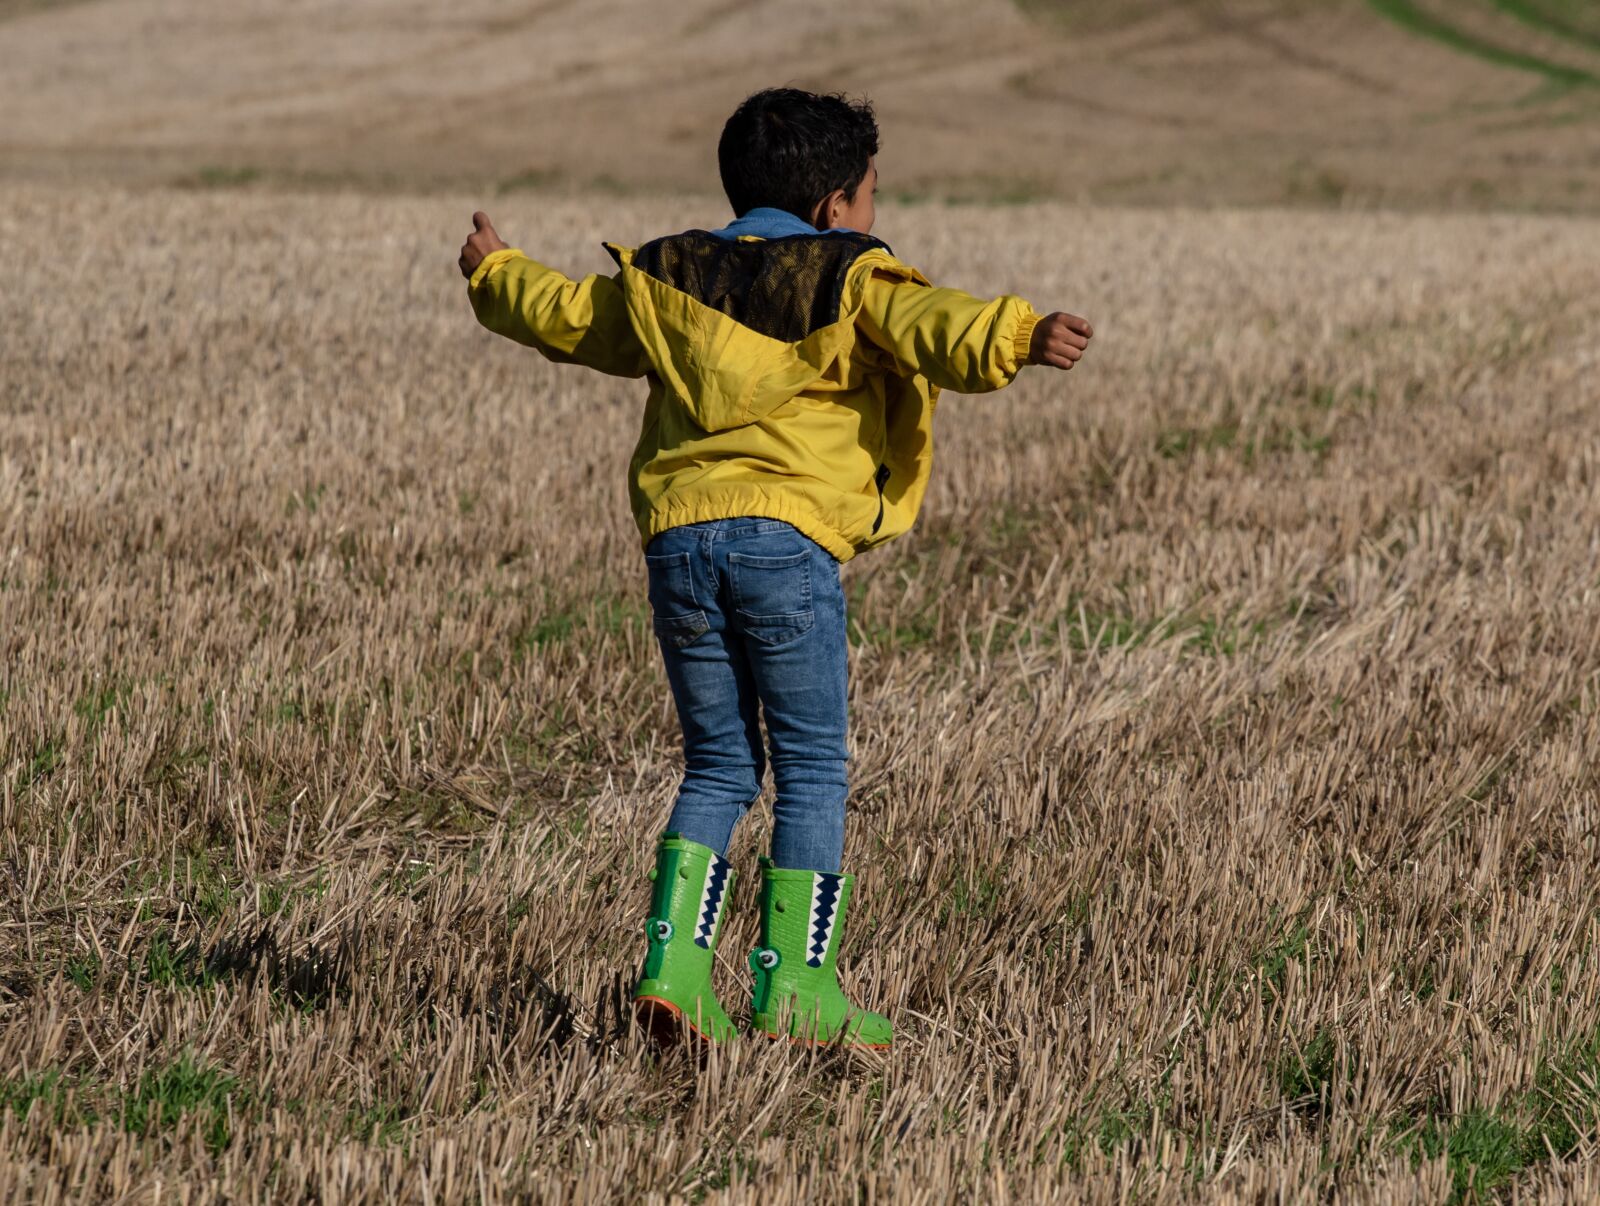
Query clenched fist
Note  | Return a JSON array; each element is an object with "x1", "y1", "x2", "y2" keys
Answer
[
  {"x1": 1028, "y1": 312, "x2": 1094, "y2": 370},
  {"x1": 458, "y1": 211, "x2": 508, "y2": 279}
]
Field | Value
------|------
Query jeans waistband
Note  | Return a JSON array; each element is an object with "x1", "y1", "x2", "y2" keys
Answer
[{"x1": 677, "y1": 518, "x2": 797, "y2": 540}]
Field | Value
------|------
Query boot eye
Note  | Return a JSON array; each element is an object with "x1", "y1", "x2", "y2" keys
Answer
[
  {"x1": 649, "y1": 919, "x2": 674, "y2": 941},
  {"x1": 757, "y1": 949, "x2": 780, "y2": 970},
  {"x1": 774, "y1": 900, "x2": 785, "y2": 913}
]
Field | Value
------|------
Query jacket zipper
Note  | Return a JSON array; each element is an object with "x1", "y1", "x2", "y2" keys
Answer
[{"x1": 870, "y1": 463, "x2": 891, "y2": 535}]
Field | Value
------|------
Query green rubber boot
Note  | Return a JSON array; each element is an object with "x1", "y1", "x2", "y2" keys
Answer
[
  {"x1": 748, "y1": 858, "x2": 892, "y2": 1047},
  {"x1": 633, "y1": 835, "x2": 736, "y2": 1045}
]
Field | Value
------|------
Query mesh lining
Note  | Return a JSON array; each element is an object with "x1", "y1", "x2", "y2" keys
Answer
[{"x1": 631, "y1": 231, "x2": 891, "y2": 343}]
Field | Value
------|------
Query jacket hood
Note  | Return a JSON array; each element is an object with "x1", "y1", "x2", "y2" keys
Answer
[{"x1": 604, "y1": 233, "x2": 929, "y2": 434}]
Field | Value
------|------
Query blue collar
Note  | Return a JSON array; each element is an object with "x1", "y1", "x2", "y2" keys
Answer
[{"x1": 709, "y1": 206, "x2": 833, "y2": 241}]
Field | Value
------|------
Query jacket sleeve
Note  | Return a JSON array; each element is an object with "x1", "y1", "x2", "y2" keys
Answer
[
  {"x1": 468, "y1": 248, "x2": 650, "y2": 379},
  {"x1": 855, "y1": 270, "x2": 1039, "y2": 394}
]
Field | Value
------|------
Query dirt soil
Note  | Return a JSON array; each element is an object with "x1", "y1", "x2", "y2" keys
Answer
[{"x1": 2, "y1": 0, "x2": 1598, "y2": 210}]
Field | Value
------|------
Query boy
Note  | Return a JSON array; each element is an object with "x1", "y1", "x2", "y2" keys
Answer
[{"x1": 459, "y1": 88, "x2": 1092, "y2": 1049}]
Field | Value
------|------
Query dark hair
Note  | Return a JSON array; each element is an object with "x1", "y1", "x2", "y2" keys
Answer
[{"x1": 718, "y1": 88, "x2": 879, "y2": 224}]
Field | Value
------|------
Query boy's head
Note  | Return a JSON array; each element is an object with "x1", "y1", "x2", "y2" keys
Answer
[{"x1": 718, "y1": 88, "x2": 879, "y2": 234}]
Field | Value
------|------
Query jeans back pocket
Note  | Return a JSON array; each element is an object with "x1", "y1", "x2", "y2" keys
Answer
[
  {"x1": 644, "y1": 550, "x2": 710, "y2": 648},
  {"x1": 728, "y1": 548, "x2": 814, "y2": 648}
]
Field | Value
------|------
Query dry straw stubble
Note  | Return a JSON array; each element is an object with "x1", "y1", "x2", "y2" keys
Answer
[{"x1": 2, "y1": 185, "x2": 1600, "y2": 1201}]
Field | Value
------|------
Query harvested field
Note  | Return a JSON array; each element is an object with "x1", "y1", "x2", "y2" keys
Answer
[
  {"x1": 3, "y1": 0, "x2": 1600, "y2": 212},
  {"x1": 3, "y1": 185, "x2": 1600, "y2": 1200}
]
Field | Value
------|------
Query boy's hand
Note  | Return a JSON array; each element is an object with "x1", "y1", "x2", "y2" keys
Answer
[
  {"x1": 458, "y1": 212, "x2": 509, "y2": 279},
  {"x1": 1028, "y1": 312, "x2": 1094, "y2": 370}
]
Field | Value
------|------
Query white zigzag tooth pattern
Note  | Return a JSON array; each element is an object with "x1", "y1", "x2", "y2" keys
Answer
[
  {"x1": 693, "y1": 854, "x2": 729, "y2": 949},
  {"x1": 807, "y1": 873, "x2": 841, "y2": 967}
]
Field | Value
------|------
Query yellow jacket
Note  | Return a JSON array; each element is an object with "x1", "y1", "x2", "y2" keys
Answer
[{"x1": 469, "y1": 229, "x2": 1038, "y2": 561}]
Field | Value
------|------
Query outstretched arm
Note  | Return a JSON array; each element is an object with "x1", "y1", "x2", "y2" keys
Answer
[
  {"x1": 857, "y1": 271, "x2": 1091, "y2": 392},
  {"x1": 459, "y1": 212, "x2": 649, "y2": 379}
]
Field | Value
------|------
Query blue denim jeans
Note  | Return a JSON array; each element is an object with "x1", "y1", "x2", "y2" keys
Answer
[{"x1": 644, "y1": 518, "x2": 848, "y2": 872}]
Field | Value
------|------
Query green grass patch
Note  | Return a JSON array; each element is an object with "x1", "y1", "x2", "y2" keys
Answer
[
  {"x1": 144, "y1": 742, "x2": 211, "y2": 793},
  {"x1": 285, "y1": 483, "x2": 326, "y2": 515},
  {"x1": 4, "y1": 1060, "x2": 399, "y2": 1154},
  {"x1": 513, "y1": 594, "x2": 649, "y2": 657},
  {"x1": 499, "y1": 717, "x2": 572, "y2": 771},
  {"x1": 1184, "y1": 615, "x2": 1270, "y2": 657},
  {"x1": 74, "y1": 679, "x2": 130, "y2": 732},
  {"x1": 1277, "y1": 1027, "x2": 1359, "y2": 1121},
  {"x1": 1400, "y1": 1109, "x2": 1528, "y2": 1201},
  {"x1": 1157, "y1": 423, "x2": 1237, "y2": 458},
  {"x1": 3, "y1": 1060, "x2": 247, "y2": 1152},
  {"x1": 1062, "y1": 602, "x2": 1274, "y2": 658},
  {"x1": 849, "y1": 601, "x2": 940, "y2": 651},
  {"x1": 497, "y1": 167, "x2": 562, "y2": 193},
  {"x1": 178, "y1": 165, "x2": 264, "y2": 189},
  {"x1": 121, "y1": 1055, "x2": 248, "y2": 1153},
  {"x1": 1367, "y1": 0, "x2": 1599, "y2": 87},
  {"x1": 1490, "y1": 0, "x2": 1600, "y2": 52},
  {"x1": 19, "y1": 736, "x2": 62, "y2": 787},
  {"x1": 0, "y1": 1071, "x2": 88, "y2": 1126},
  {"x1": 1255, "y1": 908, "x2": 1316, "y2": 994},
  {"x1": 260, "y1": 870, "x2": 330, "y2": 916},
  {"x1": 1397, "y1": 953, "x2": 1440, "y2": 1001},
  {"x1": 948, "y1": 179, "x2": 1051, "y2": 206},
  {"x1": 898, "y1": 173, "x2": 1054, "y2": 206},
  {"x1": 1157, "y1": 421, "x2": 1332, "y2": 465},
  {"x1": 1049, "y1": 1094, "x2": 1169, "y2": 1171},
  {"x1": 346, "y1": 1100, "x2": 410, "y2": 1146},
  {"x1": 143, "y1": 931, "x2": 220, "y2": 990},
  {"x1": 1061, "y1": 606, "x2": 1167, "y2": 652},
  {"x1": 272, "y1": 694, "x2": 306, "y2": 725},
  {"x1": 983, "y1": 502, "x2": 1040, "y2": 548},
  {"x1": 883, "y1": 187, "x2": 936, "y2": 207},
  {"x1": 1387, "y1": 1028, "x2": 1600, "y2": 1200},
  {"x1": 64, "y1": 954, "x2": 99, "y2": 992},
  {"x1": 944, "y1": 871, "x2": 1004, "y2": 921},
  {"x1": 685, "y1": 1151, "x2": 762, "y2": 1194},
  {"x1": 1286, "y1": 162, "x2": 1353, "y2": 206},
  {"x1": 1189, "y1": 906, "x2": 1320, "y2": 1024},
  {"x1": 0, "y1": 0, "x2": 97, "y2": 20}
]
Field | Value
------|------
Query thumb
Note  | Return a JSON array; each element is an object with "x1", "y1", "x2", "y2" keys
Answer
[{"x1": 472, "y1": 211, "x2": 494, "y2": 233}]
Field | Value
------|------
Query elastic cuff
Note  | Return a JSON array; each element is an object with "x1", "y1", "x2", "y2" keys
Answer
[
  {"x1": 468, "y1": 247, "x2": 526, "y2": 290},
  {"x1": 1012, "y1": 309, "x2": 1041, "y2": 369}
]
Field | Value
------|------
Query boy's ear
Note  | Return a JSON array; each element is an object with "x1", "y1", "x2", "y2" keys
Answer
[{"x1": 810, "y1": 188, "x2": 844, "y2": 229}]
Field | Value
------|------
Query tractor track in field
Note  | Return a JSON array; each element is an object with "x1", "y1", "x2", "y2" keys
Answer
[
  {"x1": 1367, "y1": 0, "x2": 1600, "y2": 87},
  {"x1": 1189, "y1": 1, "x2": 1400, "y2": 96},
  {"x1": 1489, "y1": 0, "x2": 1600, "y2": 55}
]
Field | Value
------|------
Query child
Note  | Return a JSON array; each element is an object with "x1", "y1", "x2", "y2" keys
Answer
[{"x1": 459, "y1": 88, "x2": 1092, "y2": 1048}]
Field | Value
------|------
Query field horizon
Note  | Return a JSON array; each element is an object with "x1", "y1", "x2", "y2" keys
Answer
[{"x1": 3, "y1": 0, "x2": 1600, "y2": 213}]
